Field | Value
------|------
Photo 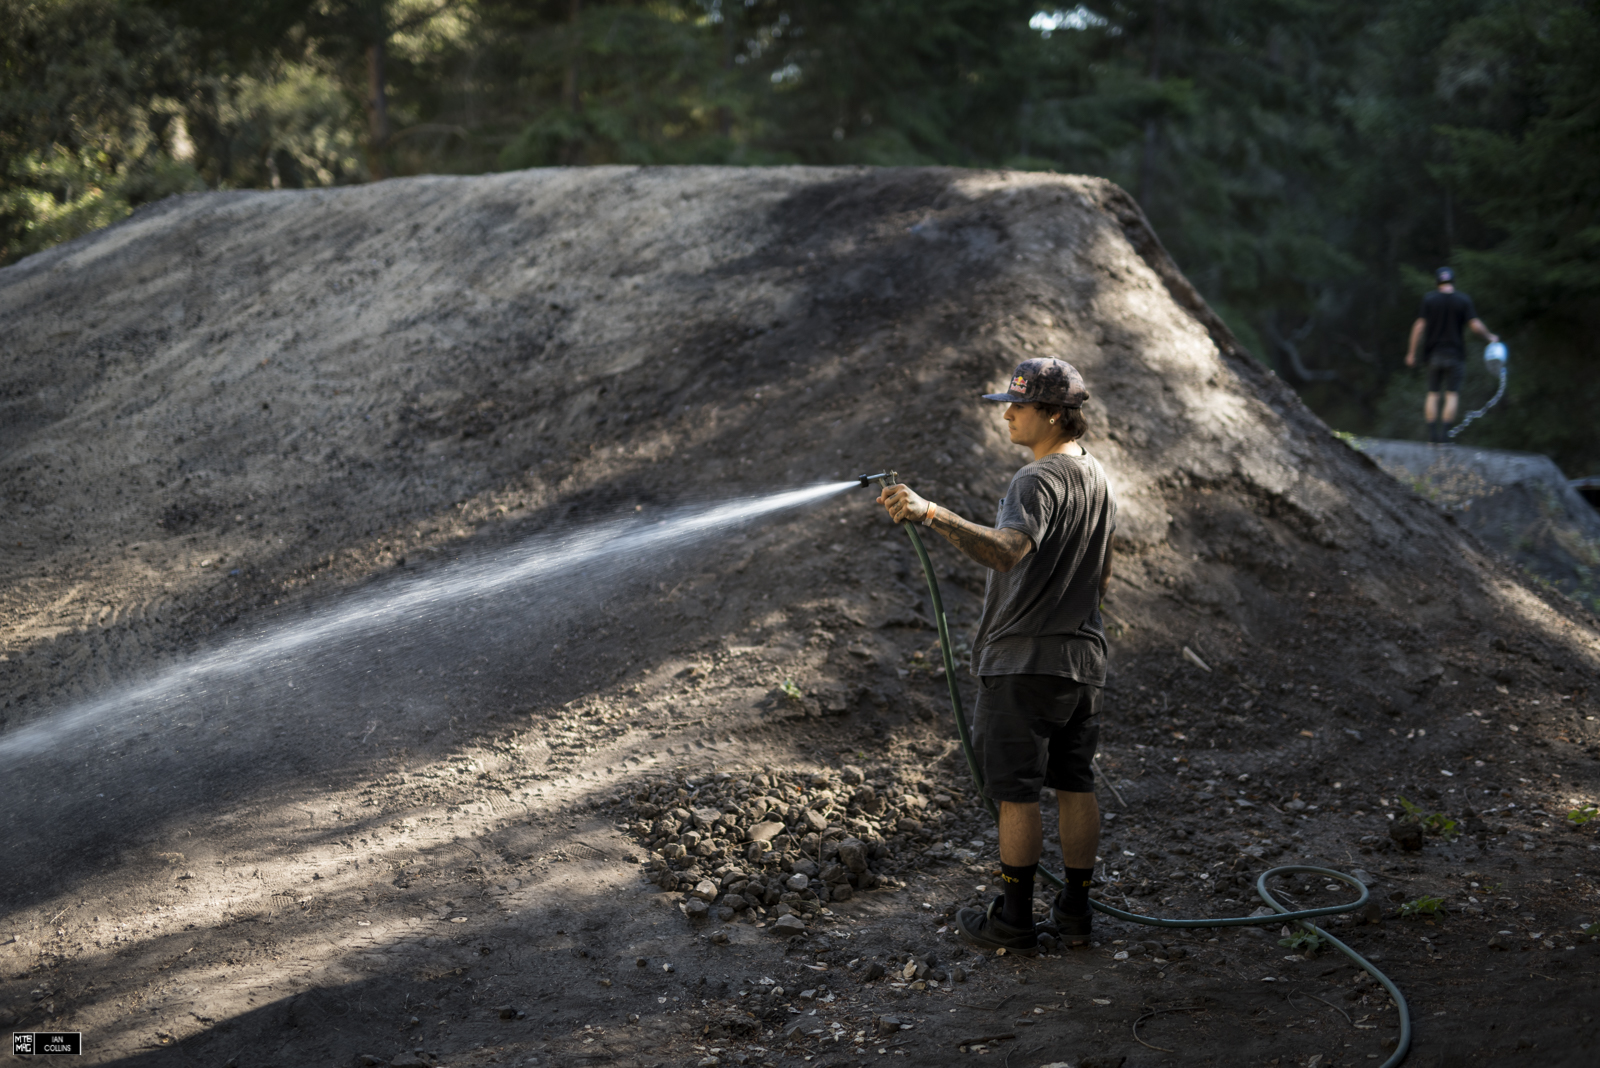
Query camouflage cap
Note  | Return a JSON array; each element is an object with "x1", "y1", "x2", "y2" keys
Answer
[{"x1": 981, "y1": 357, "x2": 1089, "y2": 409}]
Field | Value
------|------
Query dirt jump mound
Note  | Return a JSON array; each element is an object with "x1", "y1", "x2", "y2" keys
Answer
[{"x1": 2, "y1": 167, "x2": 1598, "y2": 1067}]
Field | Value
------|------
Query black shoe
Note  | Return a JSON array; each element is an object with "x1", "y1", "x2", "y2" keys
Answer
[
  {"x1": 1048, "y1": 901, "x2": 1093, "y2": 946},
  {"x1": 955, "y1": 896, "x2": 1038, "y2": 955}
]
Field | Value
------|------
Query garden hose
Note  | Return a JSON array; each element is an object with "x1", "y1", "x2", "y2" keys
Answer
[
  {"x1": 868, "y1": 475, "x2": 1413, "y2": 1067},
  {"x1": 1450, "y1": 342, "x2": 1509, "y2": 440}
]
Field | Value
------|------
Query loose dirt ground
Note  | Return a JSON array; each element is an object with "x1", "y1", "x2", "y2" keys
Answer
[{"x1": 2, "y1": 167, "x2": 1598, "y2": 1068}]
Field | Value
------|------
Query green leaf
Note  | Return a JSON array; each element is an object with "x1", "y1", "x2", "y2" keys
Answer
[{"x1": 1399, "y1": 895, "x2": 1444, "y2": 918}]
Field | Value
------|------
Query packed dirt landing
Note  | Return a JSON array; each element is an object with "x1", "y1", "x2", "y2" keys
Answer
[{"x1": 1, "y1": 167, "x2": 1597, "y2": 1067}]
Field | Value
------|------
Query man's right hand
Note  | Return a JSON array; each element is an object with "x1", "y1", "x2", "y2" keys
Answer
[{"x1": 876, "y1": 483, "x2": 930, "y2": 525}]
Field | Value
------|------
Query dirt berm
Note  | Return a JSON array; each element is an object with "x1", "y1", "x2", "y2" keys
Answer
[{"x1": 2, "y1": 167, "x2": 1598, "y2": 1068}]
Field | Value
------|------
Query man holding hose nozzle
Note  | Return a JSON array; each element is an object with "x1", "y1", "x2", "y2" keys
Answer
[{"x1": 877, "y1": 357, "x2": 1116, "y2": 954}]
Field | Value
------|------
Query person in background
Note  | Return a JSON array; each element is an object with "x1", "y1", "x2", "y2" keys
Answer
[
  {"x1": 1405, "y1": 267, "x2": 1499, "y2": 444},
  {"x1": 876, "y1": 357, "x2": 1115, "y2": 954}
]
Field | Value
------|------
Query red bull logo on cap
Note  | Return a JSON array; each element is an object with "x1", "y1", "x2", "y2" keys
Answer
[{"x1": 981, "y1": 356, "x2": 1090, "y2": 408}]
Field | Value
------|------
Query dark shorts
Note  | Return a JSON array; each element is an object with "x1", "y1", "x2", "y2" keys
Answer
[
  {"x1": 1426, "y1": 354, "x2": 1464, "y2": 394},
  {"x1": 972, "y1": 674, "x2": 1101, "y2": 802}
]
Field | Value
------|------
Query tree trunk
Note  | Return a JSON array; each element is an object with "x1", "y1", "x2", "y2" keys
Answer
[
  {"x1": 562, "y1": 0, "x2": 583, "y2": 115},
  {"x1": 366, "y1": 38, "x2": 390, "y2": 180},
  {"x1": 717, "y1": 10, "x2": 734, "y2": 138},
  {"x1": 1137, "y1": 1, "x2": 1163, "y2": 209}
]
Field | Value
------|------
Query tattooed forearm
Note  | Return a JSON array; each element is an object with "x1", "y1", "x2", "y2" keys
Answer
[{"x1": 928, "y1": 509, "x2": 1033, "y2": 571}]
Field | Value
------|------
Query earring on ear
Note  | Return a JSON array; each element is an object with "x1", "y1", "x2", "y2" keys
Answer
[{"x1": 1050, "y1": 418, "x2": 1057, "y2": 424}]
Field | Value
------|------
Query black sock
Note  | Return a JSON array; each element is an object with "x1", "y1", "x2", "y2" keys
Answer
[
  {"x1": 998, "y1": 863, "x2": 1037, "y2": 928},
  {"x1": 1056, "y1": 867, "x2": 1094, "y2": 916}
]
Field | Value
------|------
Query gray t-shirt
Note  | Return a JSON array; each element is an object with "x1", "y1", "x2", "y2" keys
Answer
[{"x1": 969, "y1": 450, "x2": 1116, "y2": 685}]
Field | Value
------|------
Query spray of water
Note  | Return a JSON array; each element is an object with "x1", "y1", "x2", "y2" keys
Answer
[{"x1": 0, "y1": 480, "x2": 858, "y2": 770}]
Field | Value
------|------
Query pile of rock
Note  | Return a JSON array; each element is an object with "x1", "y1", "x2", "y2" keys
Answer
[{"x1": 622, "y1": 763, "x2": 971, "y2": 922}]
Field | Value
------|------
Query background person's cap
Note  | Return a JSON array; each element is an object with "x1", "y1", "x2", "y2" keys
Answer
[
  {"x1": 1436, "y1": 266, "x2": 1455, "y2": 283},
  {"x1": 982, "y1": 357, "x2": 1089, "y2": 408}
]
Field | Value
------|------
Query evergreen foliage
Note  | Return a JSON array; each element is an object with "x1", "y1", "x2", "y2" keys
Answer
[
  {"x1": 0, "y1": 0, "x2": 207, "y2": 260},
  {"x1": 1, "y1": 0, "x2": 1594, "y2": 473}
]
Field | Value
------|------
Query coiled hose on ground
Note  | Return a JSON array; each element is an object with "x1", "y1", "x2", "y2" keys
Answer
[{"x1": 882, "y1": 492, "x2": 1412, "y2": 1067}]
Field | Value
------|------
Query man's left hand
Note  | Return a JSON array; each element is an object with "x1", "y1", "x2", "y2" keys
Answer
[{"x1": 877, "y1": 483, "x2": 930, "y2": 525}]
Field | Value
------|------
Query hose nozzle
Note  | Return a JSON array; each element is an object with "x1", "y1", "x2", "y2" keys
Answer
[{"x1": 857, "y1": 470, "x2": 897, "y2": 489}]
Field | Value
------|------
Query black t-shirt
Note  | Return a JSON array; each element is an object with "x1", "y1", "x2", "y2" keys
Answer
[
  {"x1": 969, "y1": 450, "x2": 1117, "y2": 685},
  {"x1": 1420, "y1": 290, "x2": 1478, "y2": 357}
]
